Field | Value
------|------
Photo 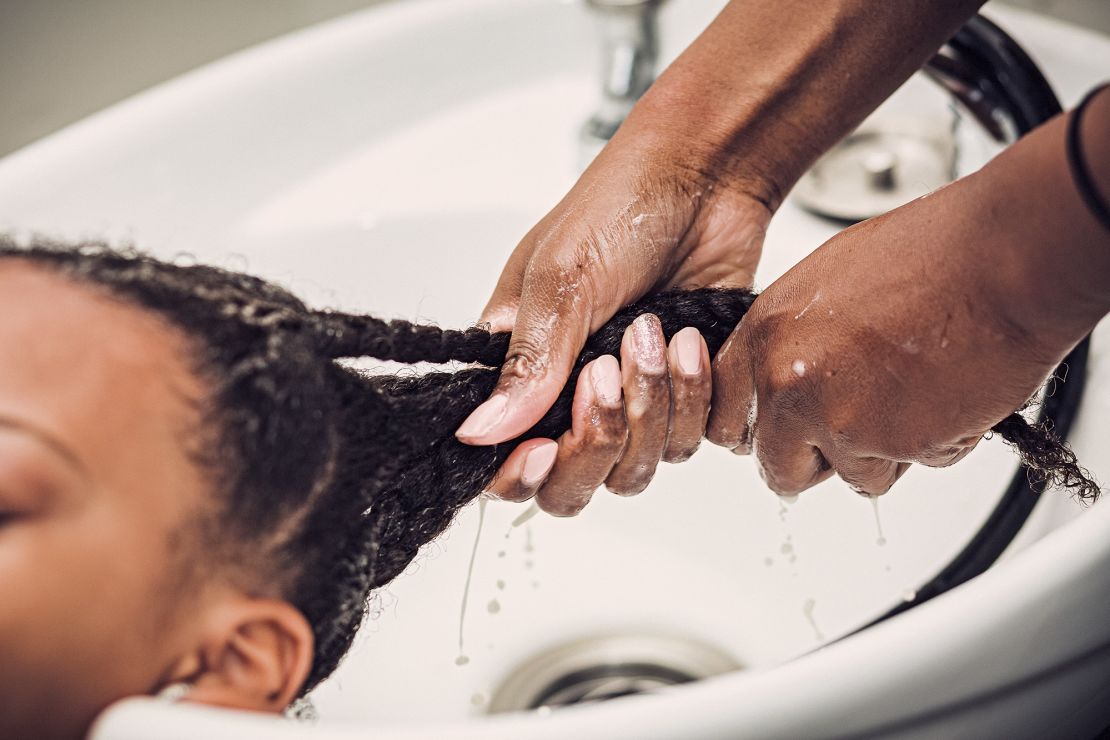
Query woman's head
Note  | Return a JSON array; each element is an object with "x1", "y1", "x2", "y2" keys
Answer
[
  {"x1": 0, "y1": 236, "x2": 1091, "y2": 738},
  {"x1": 0, "y1": 237, "x2": 509, "y2": 738},
  {"x1": 0, "y1": 239, "x2": 366, "y2": 737}
]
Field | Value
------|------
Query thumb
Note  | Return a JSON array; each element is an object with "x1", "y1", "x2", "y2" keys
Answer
[
  {"x1": 456, "y1": 278, "x2": 594, "y2": 446},
  {"x1": 478, "y1": 243, "x2": 532, "y2": 332}
]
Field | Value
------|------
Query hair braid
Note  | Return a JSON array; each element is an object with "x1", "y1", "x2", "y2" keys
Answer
[{"x1": 313, "y1": 311, "x2": 509, "y2": 366}]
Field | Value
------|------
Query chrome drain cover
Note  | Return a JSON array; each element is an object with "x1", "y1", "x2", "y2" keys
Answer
[
  {"x1": 487, "y1": 632, "x2": 741, "y2": 714},
  {"x1": 794, "y1": 115, "x2": 957, "y2": 222}
]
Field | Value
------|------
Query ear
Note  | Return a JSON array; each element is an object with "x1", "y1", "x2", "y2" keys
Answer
[{"x1": 167, "y1": 598, "x2": 314, "y2": 713}]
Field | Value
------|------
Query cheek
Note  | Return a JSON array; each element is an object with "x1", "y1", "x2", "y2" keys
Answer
[{"x1": 0, "y1": 504, "x2": 181, "y2": 736}]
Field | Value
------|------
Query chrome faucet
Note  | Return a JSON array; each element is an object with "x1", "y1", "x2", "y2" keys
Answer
[{"x1": 580, "y1": 0, "x2": 667, "y2": 159}]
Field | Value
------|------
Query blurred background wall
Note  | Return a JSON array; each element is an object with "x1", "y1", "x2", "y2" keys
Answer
[{"x1": 1, "y1": 0, "x2": 1108, "y2": 158}]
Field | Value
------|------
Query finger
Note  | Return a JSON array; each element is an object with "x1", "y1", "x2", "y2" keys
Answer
[
  {"x1": 456, "y1": 257, "x2": 596, "y2": 447},
  {"x1": 485, "y1": 439, "x2": 559, "y2": 503},
  {"x1": 662, "y1": 327, "x2": 711, "y2": 463},
  {"x1": 750, "y1": 410, "x2": 833, "y2": 496},
  {"x1": 830, "y1": 454, "x2": 910, "y2": 497},
  {"x1": 706, "y1": 326, "x2": 756, "y2": 453},
  {"x1": 535, "y1": 355, "x2": 628, "y2": 517},
  {"x1": 606, "y1": 314, "x2": 670, "y2": 495}
]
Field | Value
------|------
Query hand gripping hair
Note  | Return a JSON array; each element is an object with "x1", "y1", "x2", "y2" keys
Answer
[{"x1": 0, "y1": 237, "x2": 1095, "y2": 698}]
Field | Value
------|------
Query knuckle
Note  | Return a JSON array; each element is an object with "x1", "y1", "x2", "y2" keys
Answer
[
  {"x1": 706, "y1": 417, "x2": 745, "y2": 450},
  {"x1": 544, "y1": 233, "x2": 613, "y2": 296},
  {"x1": 840, "y1": 460, "x2": 897, "y2": 495},
  {"x1": 588, "y1": 420, "x2": 629, "y2": 454},
  {"x1": 536, "y1": 490, "x2": 588, "y2": 517},
  {"x1": 501, "y1": 342, "x2": 548, "y2": 385},
  {"x1": 607, "y1": 458, "x2": 657, "y2": 495},
  {"x1": 605, "y1": 476, "x2": 649, "y2": 497},
  {"x1": 765, "y1": 475, "x2": 810, "y2": 497},
  {"x1": 498, "y1": 487, "x2": 536, "y2": 503},
  {"x1": 663, "y1": 441, "x2": 699, "y2": 463},
  {"x1": 760, "y1": 360, "x2": 810, "y2": 404}
]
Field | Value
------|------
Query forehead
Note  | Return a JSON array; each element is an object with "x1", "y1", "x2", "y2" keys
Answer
[{"x1": 0, "y1": 260, "x2": 209, "y2": 509}]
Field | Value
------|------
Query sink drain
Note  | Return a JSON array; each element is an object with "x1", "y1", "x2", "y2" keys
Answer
[{"x1": 487, "y1": 632, "x2": 741, "y2": 714}]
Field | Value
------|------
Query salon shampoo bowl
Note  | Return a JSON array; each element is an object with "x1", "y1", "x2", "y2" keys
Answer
[{"x1": 0, "y1": 0, "x2": 1107, "y2": 737}]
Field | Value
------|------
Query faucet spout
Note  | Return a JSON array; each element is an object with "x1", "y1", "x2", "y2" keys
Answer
[{"x1": 580, "y1": 0, "x2": 667, "y2": 157}]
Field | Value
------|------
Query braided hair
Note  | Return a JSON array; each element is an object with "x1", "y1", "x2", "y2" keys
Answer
[{"x1": 0, "y1": 236, "x2": 1095, "y2": 698}]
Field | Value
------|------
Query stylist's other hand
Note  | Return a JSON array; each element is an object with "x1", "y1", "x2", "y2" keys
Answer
[
  {"x1": 706, "y1": 109, "x2": 1108, "y2": 497},
  {"x1": 456, "y1": 134, "x2": 770, "y2": 515}
]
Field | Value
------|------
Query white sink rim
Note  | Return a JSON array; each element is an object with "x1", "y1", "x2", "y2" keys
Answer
[{"x1": 2, "y1": 0, "x2": 1108, "y2": 736}]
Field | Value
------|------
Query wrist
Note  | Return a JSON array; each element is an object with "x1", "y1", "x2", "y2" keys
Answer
[
  {"x1": 621, "y1": 84, "x2": 788, "y2": 213},
  {"x1": 965, "y1": 101, "x2": 1110, "y2": 357}
]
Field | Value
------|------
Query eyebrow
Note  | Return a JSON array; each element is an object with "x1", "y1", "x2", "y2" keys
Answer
[{"x1": 0, "y1": 415, "x2": 88, "y2": 477}]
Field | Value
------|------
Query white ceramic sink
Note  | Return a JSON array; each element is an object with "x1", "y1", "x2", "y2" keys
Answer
[{"x1": 1, "y1": 1, "x2": 1108, "y2": 737}]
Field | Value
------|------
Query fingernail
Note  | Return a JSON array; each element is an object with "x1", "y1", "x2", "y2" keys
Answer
[
  {"x1": 592, "y1": 355, "x2": 622, "y2": 405},
  {"x1": 676, "y1": 327, "x2": 702, "y2": 375},
  {"x1": 522, "y1": 442, "x2": 558, "y2": 486},
  {"x1": 456, "y1": 394, "x2": 508, "y2": 439},
  {"x1": 631, "y1": 314, "x2": 666, "y2": 373}
]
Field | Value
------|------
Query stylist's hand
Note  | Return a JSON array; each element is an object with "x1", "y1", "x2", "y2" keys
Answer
[
  {"x1": 455, "y1": 134, "x2": 771, "y2": 516},
  {"x1": 705, "y1": 98, "x2": 1110, "y2": 497}
]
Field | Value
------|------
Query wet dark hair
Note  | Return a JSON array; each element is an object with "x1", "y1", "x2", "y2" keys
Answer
[{"x1": 0, "y1": 236, "x2": 1096, "y2": 697}]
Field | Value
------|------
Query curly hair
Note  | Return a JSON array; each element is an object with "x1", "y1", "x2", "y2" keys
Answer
[{"x1": 0, "y1": 236, "x2": 1096, "y2": 697}]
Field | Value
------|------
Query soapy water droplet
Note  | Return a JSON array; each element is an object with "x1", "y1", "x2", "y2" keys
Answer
[
  {"x1": 497, "y1": 550, "x2": 506, "y2": 558},
  {"x1": 869, "y1": 495, "x2": 887, "y2": 546},
  {"x1": 487, "y1": 599, "x2": 501, "y2": 614},
  {"x1": 763, "y1": 557, "x2": 774, "y2": 567},
  {"x1": 457, "y1": 498, "x2": 487, "y2": 660},
  {"x1": 525, "y1": 526, "x2": 535, "y2": 554},
  {"x1": 496, "y1": 579, "x2": 505, "y2": 590},
  {"x1": 512, "y1": 502, "x2": 540, "y2": 529},
  {"x1": 471, "y1": 692, "x2": 488, "y2": 707},
  {"x1": 803, "y1": 598, "x2": 825, "y2": 641},
  {"x1": 525, "y1": 559, "x2": 534, "y2": 569},
  {"x1": 780, "y1": 542, "x2": 794, "y2": 555}
]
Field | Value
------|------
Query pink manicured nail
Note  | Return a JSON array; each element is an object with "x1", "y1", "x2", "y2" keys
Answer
[
  {"x1": 631, "y1": 314, "x2": 666, "y2": 373},
  {"x1": 456, "y1": 394, "x2": 508, "y2": 439},
  {"x1": 522, "y1": 442, "x2": 558, "y2": 486},
  {"x1": 592, "y1": 355, "x2": 622, "y2": 404},
  {"x1": 676, "y1": 327, "x2": 702, "y2": 375}
]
